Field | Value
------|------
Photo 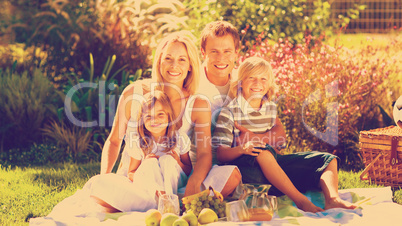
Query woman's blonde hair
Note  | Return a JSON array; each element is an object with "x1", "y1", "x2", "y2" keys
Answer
[
  {"x1": 231, "y1": 57, "x2": 278, "y2": 100},
  {"x1": 137, "y1": 90, "x2": 177, "y2": 156},
  {"x1": 152, "y1": 31, "x2": 200, "y2": 95}
]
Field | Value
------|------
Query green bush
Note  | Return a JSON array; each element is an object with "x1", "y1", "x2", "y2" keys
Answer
[
  {"x1": 0, "y1": 68, "x2": 61, "y2": 151},
  {"x1": 182, "y1": 0, "x2": 363, "y2": 48},
  {"x1": 0, "y1": 44, "x2": 47, "y2": 74},
  {"x1": 7, "y1": 0, "x2": 187, "y2": 85},
  {"x1": 241, "y1": 35, "x2": 400, "y2": 171},
  {"x1": 0, "y1": 143, "x2": 58, "y2": 167}
]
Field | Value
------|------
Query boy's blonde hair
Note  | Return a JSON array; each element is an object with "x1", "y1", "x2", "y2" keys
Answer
[
  {"x1": 231, "y1": 57, "x2": 278, "y2": 100},
  {"x1": 137, "y1": 91, "x2": 177, "y2": 156},
  {"x1": 152, "y1": 31, "x2": 200, "y2": 95}
]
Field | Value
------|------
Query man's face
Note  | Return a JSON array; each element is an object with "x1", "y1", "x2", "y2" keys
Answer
[{"x1": 202, "y1": 34, "x2": 238, "y2": 80}]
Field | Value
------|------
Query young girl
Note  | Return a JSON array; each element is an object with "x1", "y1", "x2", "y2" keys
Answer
[
  {"x1": 117, "y1": 90, "x2": 192, "y2": 196},
  {"x1": 213, "y1": 57, "x2": 356, "y2": 212}
]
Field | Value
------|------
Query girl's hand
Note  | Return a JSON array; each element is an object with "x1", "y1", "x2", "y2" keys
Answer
[
  {"x1": 145, "y1": 153, "x2": 159, "y2": 159},
  {"x1": 167, "y1": 150, "x2": 181, "y2": 164},
  {"x1": 241, "y1": 141, "x2": 266, "y2": 156}
]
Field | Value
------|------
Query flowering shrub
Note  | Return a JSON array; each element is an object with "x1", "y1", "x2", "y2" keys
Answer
[{"x1": 240, "y1": 36, "x2": 401, "y2": 170}]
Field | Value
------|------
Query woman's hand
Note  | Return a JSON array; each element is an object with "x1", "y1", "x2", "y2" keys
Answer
[{"x1": 240, "y1": 141, "x2": 266, "y2": 156}]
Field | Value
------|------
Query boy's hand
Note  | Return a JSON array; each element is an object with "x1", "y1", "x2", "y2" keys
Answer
[
  {"x1": 241, "y1": 141, "x2": 266, "y2": 156},
  {"x1": 234, "y1": 122, "x2": 258, "y2": 145}
]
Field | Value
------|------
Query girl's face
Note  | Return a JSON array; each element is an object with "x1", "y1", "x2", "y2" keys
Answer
[
  {"x1": 143, "y1": 101, "x2": 169, "y2": 138},
  {"x1": 160, "y1": 42, "x2": 191, "y2": 86},
  {"x1": 241, "y1": 72, "x2": 270, "y2": 101}
]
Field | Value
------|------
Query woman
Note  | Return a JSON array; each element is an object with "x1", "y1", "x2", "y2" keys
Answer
[{"x1": 48, "y1": 31, "x2": 241, "y2": 218}]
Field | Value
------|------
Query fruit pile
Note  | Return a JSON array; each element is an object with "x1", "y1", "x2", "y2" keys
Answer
[
  {"x1": 144, "y1": 208, "x2": 218, "y2": 226},
  {"x1": 181, "y1": 186, "x2": 226, "y2": 218}
]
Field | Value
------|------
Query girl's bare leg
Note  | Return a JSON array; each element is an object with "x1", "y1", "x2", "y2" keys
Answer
[
  {"x1": 91, "y1": 196, "x2": 121, "y2": 213},
  {"x1": 320, "y1": 159, "x2": 357, "y2": 210}
]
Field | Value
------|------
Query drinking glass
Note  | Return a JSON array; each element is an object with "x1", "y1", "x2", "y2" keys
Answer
[
  {"x1": 225, "y1": 200, "x2": 250, "y2": 222},
  {"x1": 158, "y1": 194, "x2": 180, "y2": 215},
  {"x1": 267, "y1": 195, "x2": 278, "y2": 217}
]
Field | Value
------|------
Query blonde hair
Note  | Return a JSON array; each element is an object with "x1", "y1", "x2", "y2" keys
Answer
[
  {"x1": 232, "y1": 57, "x2": 278, "y2": 100},
  {"x1": 201, "y1": 21, "x2": 240, "y2": 51},
  {"x1": 137, "y1": 90, "x2": 177, "y2": 156},
  {"x1": 152, "y1": 31, "x2": 200, "y2": 95}
]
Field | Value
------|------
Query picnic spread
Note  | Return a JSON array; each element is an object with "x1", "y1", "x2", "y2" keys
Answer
[
  {"x1": 29, "y1": 126, "x2": 402, "y2": 225},
  {"x1": 29, "y1": 186, "x2": 402, "y2": 225}
]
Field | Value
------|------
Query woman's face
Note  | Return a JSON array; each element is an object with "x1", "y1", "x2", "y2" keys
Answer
[
  {"x1": 160, "y1": 42, "x2": 191, "y2": 86},
  {"x1": 143, "y1": 101, "x2": 169, "y2": 138},
  {"x1": 241, "y1": 72, "x2": 270, "y2": 101}
]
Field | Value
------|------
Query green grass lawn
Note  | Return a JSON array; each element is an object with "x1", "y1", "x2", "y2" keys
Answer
[{"x1": 1, "y1": 162, "x2": 401, "y2": 225}]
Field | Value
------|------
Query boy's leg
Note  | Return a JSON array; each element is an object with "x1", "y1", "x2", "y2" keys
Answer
[
  {"x1": 320, "y1": 158, "x2": 357, "y2": 209},
  {"x1": 256, "y1": 151, "x2": 323, "y2": 213}
]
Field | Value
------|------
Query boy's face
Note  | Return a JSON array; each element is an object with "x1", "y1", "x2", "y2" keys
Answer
[
  {"x1": 201, "y1": 34, "x2": 238, "y2": 80},
  {"x1": 241, "y1": 72, "x2": 270, "y2": 101}
]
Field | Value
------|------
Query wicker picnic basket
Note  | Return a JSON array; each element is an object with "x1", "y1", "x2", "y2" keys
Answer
[{"x1": 359, "y1": 126, "x2": 402, "y2": 187}]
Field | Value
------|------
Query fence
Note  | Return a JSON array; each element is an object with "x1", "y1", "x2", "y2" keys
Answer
[{"x1": 331, "y1": 0, "x2": 402, "y2": 33}]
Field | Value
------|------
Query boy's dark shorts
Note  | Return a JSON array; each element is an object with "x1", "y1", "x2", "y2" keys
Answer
[{"x1": 227, "y1": 145, "x2": 338, "y2": 196}]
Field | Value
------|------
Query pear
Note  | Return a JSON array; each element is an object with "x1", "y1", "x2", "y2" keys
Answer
[
  {"x1": 198, "y1": 208, "x2": 218, "y2": 224},
  {"x1": 172, "y1": 218, "x2": 189, "y2": 226},
  {"x1": 181, "y1": 210, "x2": 198, "y2": 226},
  {"x1": 160, "y1": 213, "x2": 180, "y2": 226},
  {"x1": 144, "y1": 209, "x2": 162, "y2": 226}
]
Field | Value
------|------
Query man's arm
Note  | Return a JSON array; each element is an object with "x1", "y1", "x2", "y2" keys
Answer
[{"x1": 184, "y1": 97, "x2": 212, "y2": 197}]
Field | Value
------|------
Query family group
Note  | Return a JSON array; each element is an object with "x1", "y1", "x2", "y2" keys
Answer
[{"x1": 47, "y1": 21, "x2": 356, "y2": 219}]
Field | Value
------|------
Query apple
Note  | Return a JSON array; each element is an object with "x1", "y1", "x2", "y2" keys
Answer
[
  {"x1": 160, "y1": 213, "x2": 180, "y2": 226},
  {"x1": 198, "y1": 208, "x2": 218, "y2": 224},
  {"x1": 181, "y1": 210, "x2": 198, "y2": 226},
  {"x1": 172, "y1": 218, "x2": 189, "y2": 226},
  {"x1": 144, "y1": 209, "x2": 162, "y2": 226},
  {"x1": 394, "y1": 95, "x2": 402, "y2": 129}
]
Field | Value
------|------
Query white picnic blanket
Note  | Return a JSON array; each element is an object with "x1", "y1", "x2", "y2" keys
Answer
[{"x1": 30, "y1": 187, "x2": 402, "y2": 225}]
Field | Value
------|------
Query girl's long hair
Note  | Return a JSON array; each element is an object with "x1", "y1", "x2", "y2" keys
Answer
[{"x1": 136, "y1": 90, "x2": 178, "y2": 156}]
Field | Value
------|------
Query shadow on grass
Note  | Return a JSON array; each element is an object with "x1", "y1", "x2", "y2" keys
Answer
[{"x1": 28, "y1": 162, "x2": 100, "y2": 190}]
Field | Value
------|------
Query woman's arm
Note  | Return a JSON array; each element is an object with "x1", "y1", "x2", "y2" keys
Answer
[
  {"x1": 178, "y1": 152, "x2": 192, "y2": 176},
  {"x1": 100, "y1": 83, "x2": 141, "y2": 174},
  {"x1": 184, "y1": 97, "x2": 212, "y2": 197},
  {"x1": 127, "y1": 157, "x2": 142, "y2": 182}
]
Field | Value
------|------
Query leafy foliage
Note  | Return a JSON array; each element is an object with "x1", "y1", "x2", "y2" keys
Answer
[
  {"x1": 42, "y1": 120, "x2": 95, "y2": 162},
  {"x1": 7, "y1": 0, "x2": 187, "y2": 85},
  {"x1": 0, "y1": 67, "x2": 61, "y2": 151},
  {"x1": 0, "y1": 143, "x2": 58, "y2": 167},
  {"x1": 182, "y1": 0, "x2": 363, "y2": 48}
]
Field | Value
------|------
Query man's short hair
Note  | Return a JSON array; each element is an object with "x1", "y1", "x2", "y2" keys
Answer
[{"x1": 200, "y1": 21, "x2": 240, "y2": 51}]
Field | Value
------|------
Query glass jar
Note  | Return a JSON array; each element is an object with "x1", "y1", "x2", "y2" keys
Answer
[{"x1": 241, "y1": 184, "x2": 273, "y2": 221}]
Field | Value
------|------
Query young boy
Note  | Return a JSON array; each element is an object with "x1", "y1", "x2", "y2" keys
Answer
[{"x1": 213, "y1": 56, "x2": 357, "y2": 212}]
